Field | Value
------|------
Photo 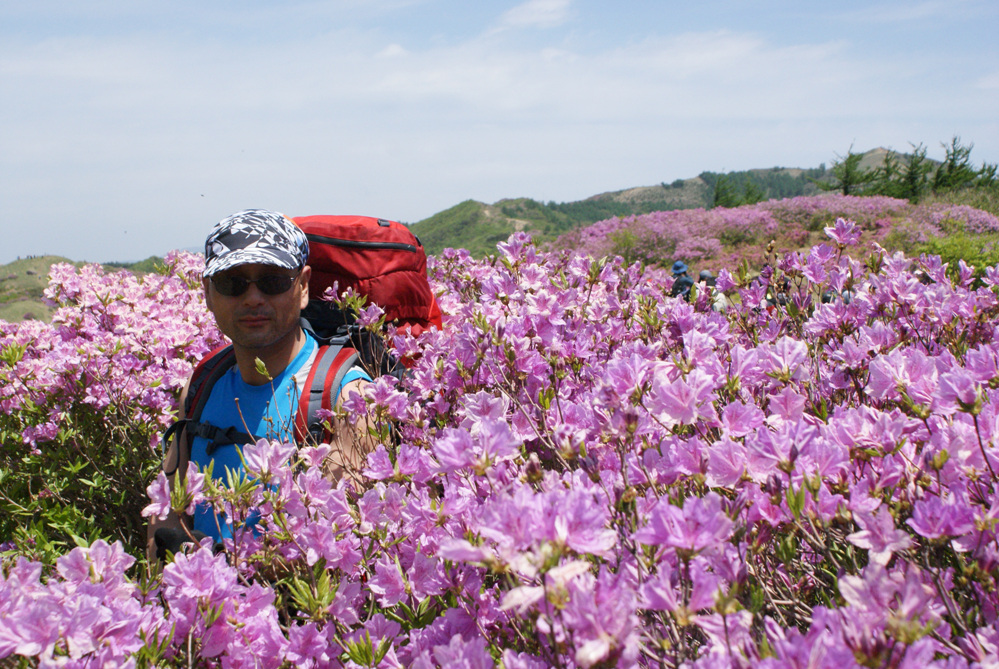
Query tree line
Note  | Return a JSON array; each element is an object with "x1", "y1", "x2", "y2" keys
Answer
[
  {"x1": 817, "y1": 136, "x2": 997, "y2": 203},
  {"x1": 701, "y1": 137, "x2": 998, "y2": 210}
]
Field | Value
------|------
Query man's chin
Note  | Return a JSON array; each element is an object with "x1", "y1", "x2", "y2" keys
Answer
[
  {"x1": 230, "y1": 324, "x2": 301, "y2": 353},
  {"x1": 230, "y1": 329, "x2": 278, "y2": 350}
]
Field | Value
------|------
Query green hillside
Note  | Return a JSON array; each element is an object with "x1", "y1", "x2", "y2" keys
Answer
[
  {"x1": 411, "y1": 166, "x2": 829, "y2": 257},
  {"x1": 0, "y1": 256, "x2": 78, "y2": 323},
  {"x1": 411, "y1": 140, "x2": 998, "y2": 258},
  {"x1": 408, "y1": 200, "x2": 514, "y2": 259},
  {"x1": 0, "y1": 255, "x2": 162, "y2": 324}
]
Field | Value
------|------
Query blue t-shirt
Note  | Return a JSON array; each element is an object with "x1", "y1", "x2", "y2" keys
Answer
[{"x1": 190, "y1": 334, "x2": 369, "y2": 542}]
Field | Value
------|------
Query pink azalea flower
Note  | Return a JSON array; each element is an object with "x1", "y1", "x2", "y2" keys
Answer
[
  {"x1": 368, "y1": 553, "x2": 407, "y2": 607},
  {"x1": 937, "y1": 368, "x2": 982, "y2": 414},
  {"x1": 432, "y1": 427, "x2": 475, "y2": 473},
  {"x1": 847, "y1": 506, "x2": 913, "y2": 565},
  {"x1": 648, "y1": 368, "x2": 718, "y2": 427},
  {"x1": 721, "y1": 401, "x2": 764, "y2": 438},
  {"x1": 907, "y1": 494, "x2": 976, "y2": 540},
  {"x1": 355, "y1": 302, "x2": 386, "y2": 327},
  {"x1": 242, "y1": 439, "x2": 296, "y2": 482},
  {"x1": 141, "y1": 472, "x2": 172, "y2": 520},
  {"x1": 705, "y1": 436, "x2": 748, "y2": 488},
  {"x1": 824, "y1": 217, "x2": 862, "y2": 246},
  {"x1": 635, "y1": 492, "x2": 734, "y2": 555}
]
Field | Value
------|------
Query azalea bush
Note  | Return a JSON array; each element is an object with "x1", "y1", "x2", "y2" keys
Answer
[
  {"x1": 553, "y1": 193, "x2": 999, "y2": 275},
  {"x1": 0, "y1": 252, "x2": 224, "y2": 561},
  {"x1": 4, "y1": 218, "x2": 999, "y2": 667}
]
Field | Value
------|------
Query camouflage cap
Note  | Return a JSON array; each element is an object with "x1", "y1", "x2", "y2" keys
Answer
[{"x1": 204, "y1": 209, "x2": 309, "y2": 277}]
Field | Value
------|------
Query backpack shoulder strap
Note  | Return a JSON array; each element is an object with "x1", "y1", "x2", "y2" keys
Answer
[
  {"x1": 295, "y1": 339, "x2": 361, "y2": 444},
  {"x1": 162, "y1": 344, "x2": 237, "y2": 475},
  {"x1": 186, "y1": 344, "x2": 238, "y2": 422}
]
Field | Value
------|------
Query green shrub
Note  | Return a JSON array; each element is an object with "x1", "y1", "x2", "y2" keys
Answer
[
  {"x1": 609, "y1": 229, "x2": 639, "y2": 264},
  {"x1": 0, "y1": 255, "x2": 219, "y2": 564},
  {"x1": 927, "y1": 188, "x2": 999, "y2": 219},
  {"x1": 718, "y1": 226, "x2": 758, "y2": 247},
  {"x1": 917, "y1": 231, "x2": 999, "y2": 281},
  {"x1": 0, "y1": 399, "x2": 161, "y2": 562}
]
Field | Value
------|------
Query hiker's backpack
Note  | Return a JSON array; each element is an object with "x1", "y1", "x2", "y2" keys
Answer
[
  {"x1": 163, "y1": 214, "x2": 441, "y2": 470},
  {"x1": 293, "y1": 214, "x2": 442, "y2": 338}
]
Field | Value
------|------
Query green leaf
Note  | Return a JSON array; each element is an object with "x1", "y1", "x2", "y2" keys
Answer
[
  {"x1": 0, "y1": 342, "x2": 26, "y2": 366},
  {"x1": 785, "y1": 484, "x2": 806, "y2": 520},
  {"x1": 342, "y1": 631, "x2": 376, "y2": 666}
]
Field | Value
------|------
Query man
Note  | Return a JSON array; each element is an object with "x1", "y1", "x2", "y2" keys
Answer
[
  {"x1": 698, "y1": 269, "x2": 729, "y2": 312},
  {"x1": 670, "y1": 260, "x2": 694, "y2": 301},
  {"x1": 148, "y1": 209, "x2": 371, "y2": 559}
]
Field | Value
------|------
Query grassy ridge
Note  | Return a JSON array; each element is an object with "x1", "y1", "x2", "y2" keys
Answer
[
  {"x1": 407, "y1": 200, "x2": 508, "y2": 259},
  {"x1": 0, "y1": 256, "x2": 75, "y2": 323},
  {"x1": 410, "y1": 166, "x2": 826, "y2": 257},
  {"x1": 0, "y1": 256, "x2": 162, "y2": 323}
]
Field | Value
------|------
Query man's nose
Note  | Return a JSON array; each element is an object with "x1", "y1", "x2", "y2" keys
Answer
[{"x1": 240, "y1": 281, "x2": 268, "y2": 303}]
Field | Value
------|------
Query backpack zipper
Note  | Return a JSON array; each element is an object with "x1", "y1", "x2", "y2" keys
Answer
[{"x1": 306, "y1": 233, "x2": 419, "y2": 253}]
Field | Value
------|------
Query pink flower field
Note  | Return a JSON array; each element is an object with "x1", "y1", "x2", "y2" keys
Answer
[
  {"x1": 3, "y1": 198, "x2": 999, "y2": 667},
  {"x1": 552, "y1": 193, "x2": 999, "y2": 272}
]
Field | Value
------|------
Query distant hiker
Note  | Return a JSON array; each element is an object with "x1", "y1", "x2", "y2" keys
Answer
[
  {"x1": 698, "y1": 269, "x2": 729, "y2": 312},
  {"x1": 821, "y1": 288, "x2": 854, "y2": 305},
  {"x1": 147, "y1": 209, "x2": 374, "y2": 560},
  {"x1": 670, "y1": 260, "x2": 694, "y2": 301}
]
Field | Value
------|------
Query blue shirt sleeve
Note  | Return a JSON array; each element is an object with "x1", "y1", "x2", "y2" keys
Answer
[{"x1": 335, "y1": 367, "x2": 372, "y2": 400}]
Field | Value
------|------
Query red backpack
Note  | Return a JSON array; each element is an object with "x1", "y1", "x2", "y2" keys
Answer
[
  {"x1": 293, "y1": 215, "x2": 442, "y2": 337},
  {"x1": 163, "y1": 214, "x2": 441, "y2": 465}
]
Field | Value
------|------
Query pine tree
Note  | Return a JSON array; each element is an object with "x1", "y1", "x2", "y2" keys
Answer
[
  {"x1": 712, "y1": 175, "x2": 741, "y2": 208},
  {"x1": 932, "y1": 136, "x2": 978, "y2": 193},
  {"x1": 816, "y1": 146, "x2": 877, "y2": 195}
]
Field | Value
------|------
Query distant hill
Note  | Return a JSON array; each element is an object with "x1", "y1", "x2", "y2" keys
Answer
[
  {"x1": 3, "y1": 146, "x2": 963, "y2": 322},
  {"x1": 0, "y1": 255, "x2": 162, "y2": 323},
  {"x1": 410, "y1": 163, "x2": 833, "y2": 257},
  {"x1": 0, "y1": 256, "x2": 73, "y2": 322}
]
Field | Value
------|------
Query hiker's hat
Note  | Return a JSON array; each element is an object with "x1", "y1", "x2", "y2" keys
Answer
[
  {"x1": 671, "y1": 260, "x2": 688, "y2": 275},
  {"x1": 204, "y1": 209, "x2": 309, "y2": 277},
  {"x1": 699, "y1": 270, "x2": 714, "y2": 281}
]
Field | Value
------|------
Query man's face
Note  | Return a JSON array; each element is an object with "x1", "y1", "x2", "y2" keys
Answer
[{"x1": 204, "y1": 263, "x2": 310, "y2": 354}]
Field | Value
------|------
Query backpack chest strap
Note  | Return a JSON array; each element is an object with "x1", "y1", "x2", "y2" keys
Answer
[{"x1": 186, "y1": 420, "x2": 260, "y2": 456}]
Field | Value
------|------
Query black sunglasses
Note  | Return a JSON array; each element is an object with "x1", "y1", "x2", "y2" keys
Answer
[{"x1": 210, "y1": 272, "x2": 300, "y2": 297}]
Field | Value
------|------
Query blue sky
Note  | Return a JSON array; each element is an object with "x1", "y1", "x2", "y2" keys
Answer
[{"x1": 2, "y1": 0, "x2": 997, "y2": 263}]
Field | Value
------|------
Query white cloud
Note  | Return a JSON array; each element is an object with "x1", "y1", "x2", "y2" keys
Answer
[
  {"x1": 378, "y1": 43, "x2": 408, "y2": 58},
  {"x1": 356, "y1": 29, "x2": 890, "y2": 125},
  {"x1": 977, "y1": 70, "x2": 999, "y2": 89},
  {"x1": 495, "y1": 0, "x2": 572, "y2": 30}
]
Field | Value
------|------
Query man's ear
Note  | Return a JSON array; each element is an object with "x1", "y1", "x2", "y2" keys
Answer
[{"x1": 298, "y1": 266, "x2": 312, "y2": 309}]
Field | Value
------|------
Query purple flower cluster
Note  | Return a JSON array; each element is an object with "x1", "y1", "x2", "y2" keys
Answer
[
  {"x1": 0, "y1": 541, "x2": 157, "y2": 665},
  {"x1": 0, "y1": 252, "x2": 223, "y2": 449},
  {"x1": 4, "y1": 225, "x2": 999, "y2": 666},
  {"x1": 909, "y1": 203, "x2": 999, "y2": 235},
  {"x1": 552, "y1": 194, "x2": 988, "y2": 272}
]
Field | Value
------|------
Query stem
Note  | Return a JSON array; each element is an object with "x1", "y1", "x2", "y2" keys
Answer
[{"x1": 972, "y1": 413, "x2": 998, "y2": 485}]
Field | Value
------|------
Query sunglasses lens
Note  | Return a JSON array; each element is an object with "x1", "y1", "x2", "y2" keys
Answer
[
  {"x1": 257, "y1": 275, "x2": 296, "y2": 295},
  {"x1": 211, "y1": 273, "x2": 297, "y2": 297},
  {"x1": 211, "y1": 274, "x2": 249, "y2": 296}
]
